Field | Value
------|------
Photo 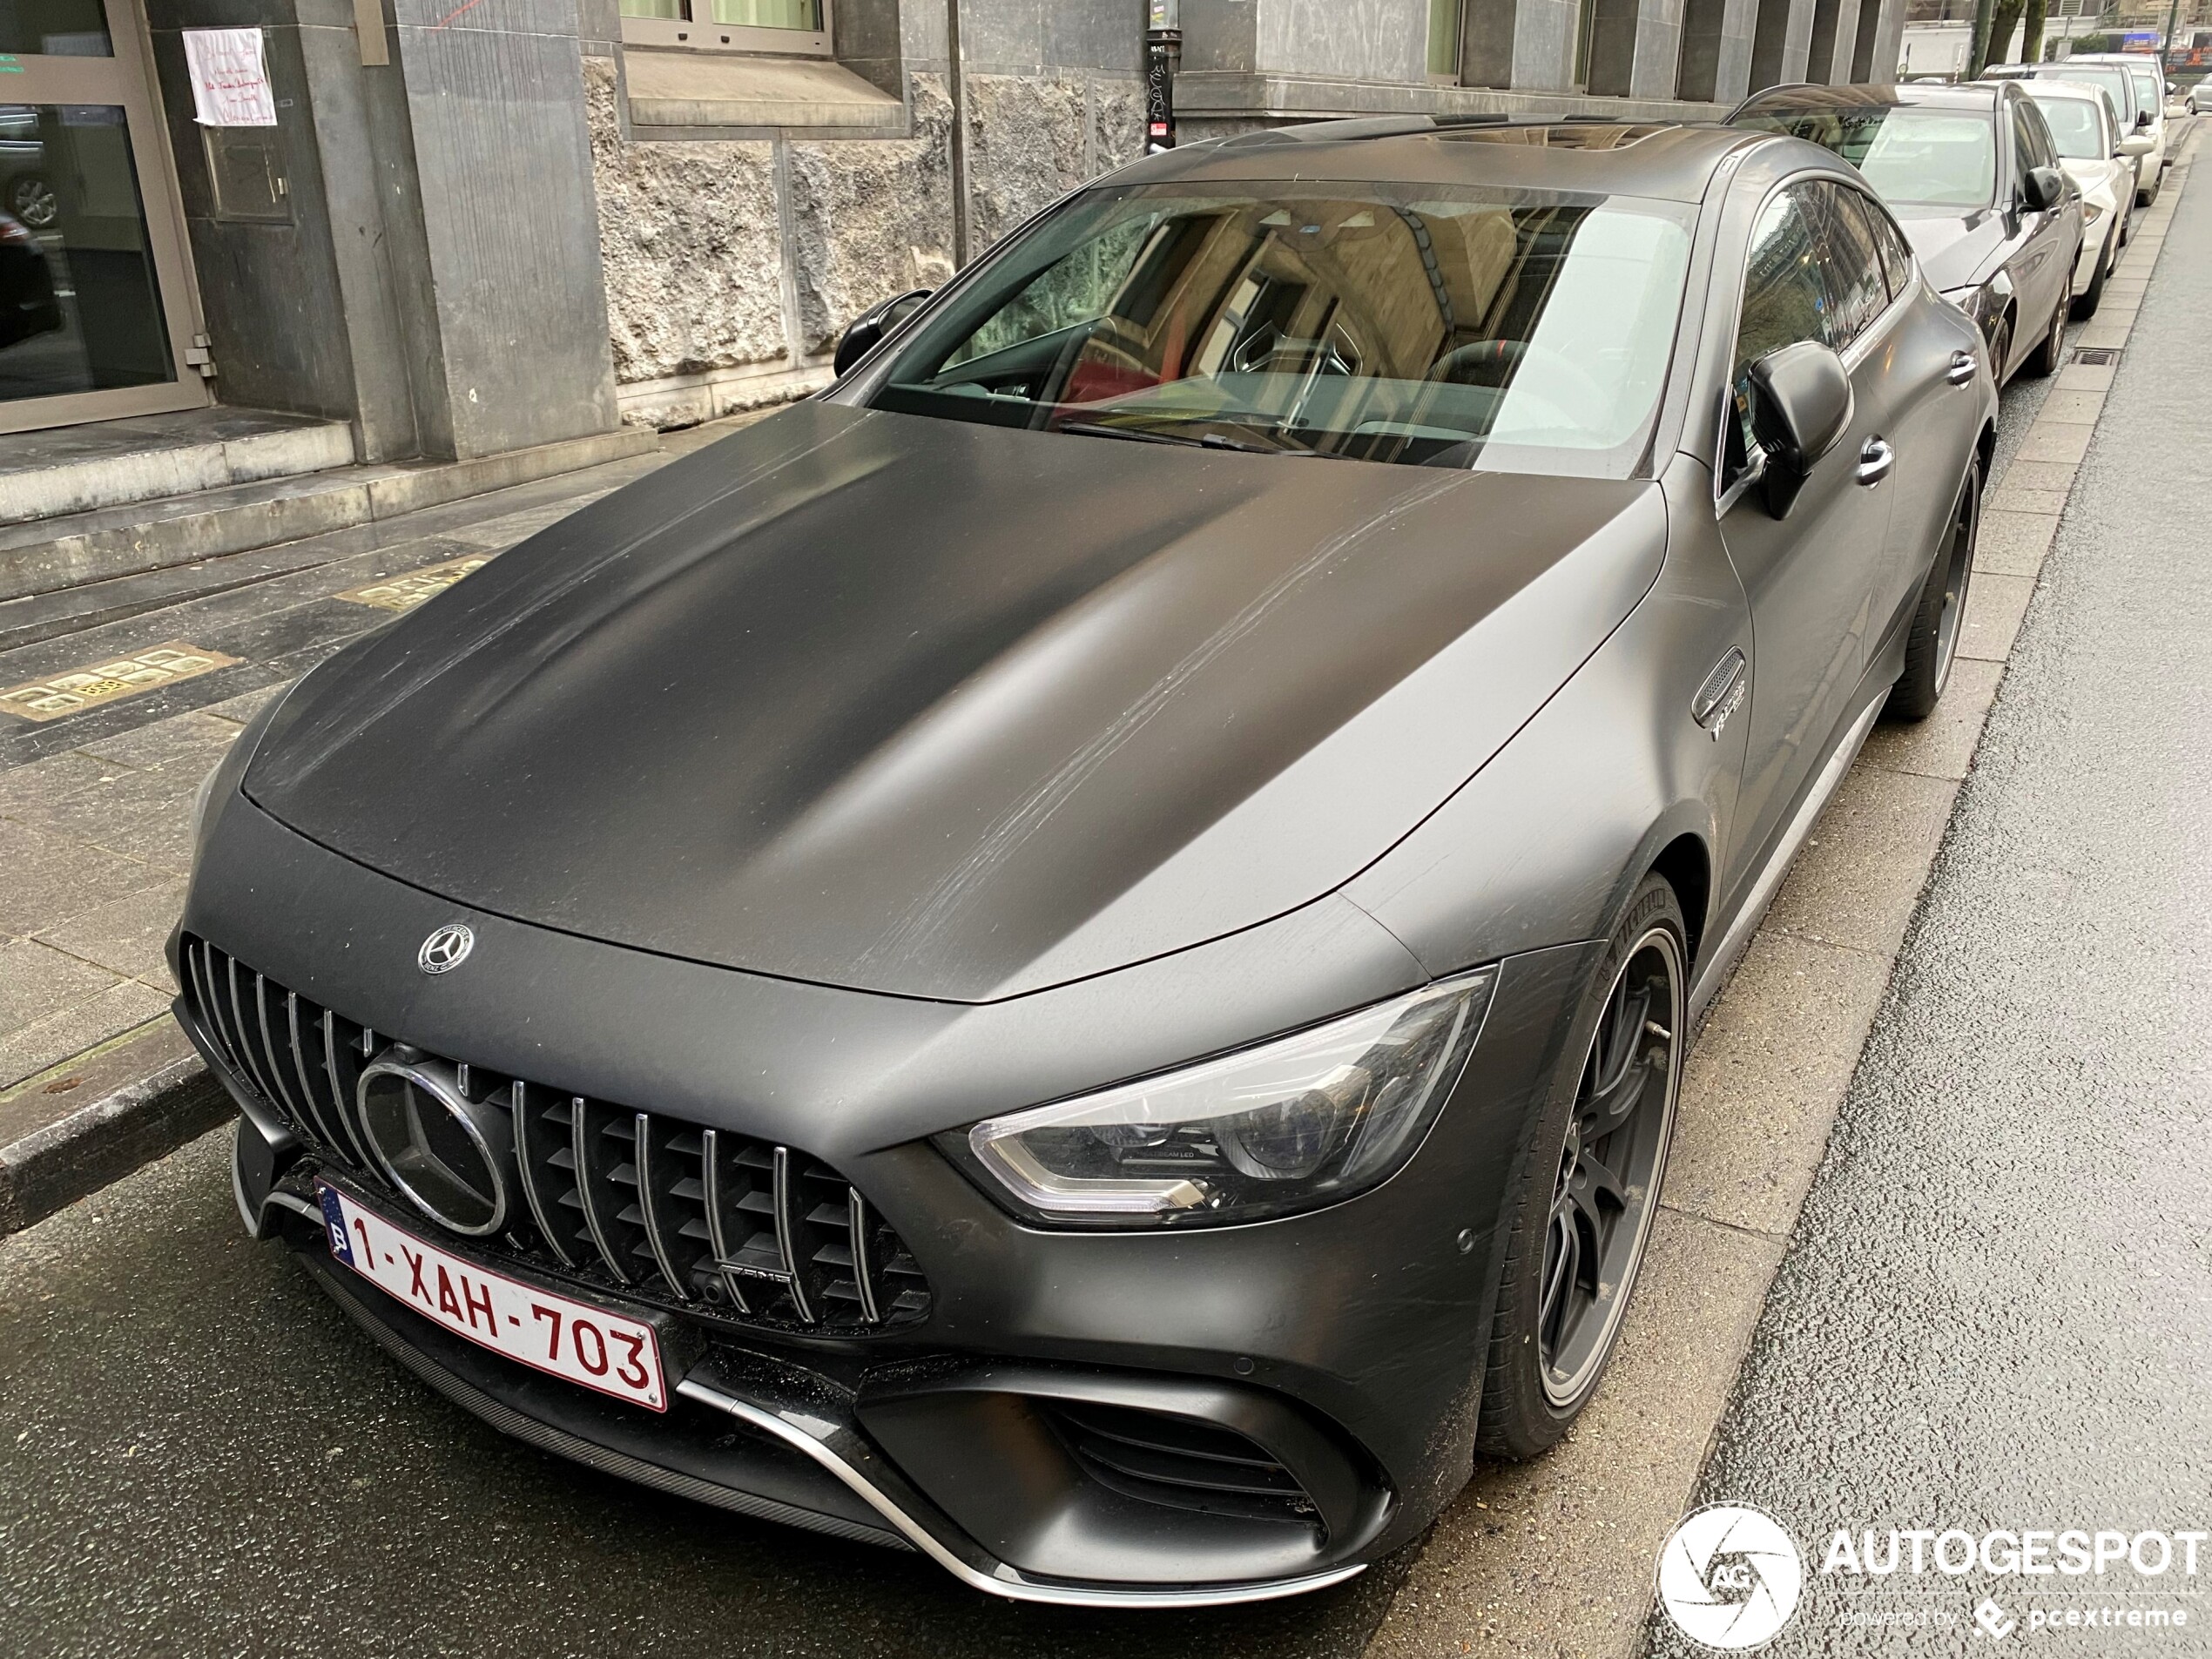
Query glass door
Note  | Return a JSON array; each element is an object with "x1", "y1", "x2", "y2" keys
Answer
[{"x1": 0, "y1": 0, "x2": 207, "y2": 434}]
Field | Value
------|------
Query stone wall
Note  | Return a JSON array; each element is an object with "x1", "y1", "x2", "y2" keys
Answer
[
  {"x1": 964, "y1": 72, "x2": 1144, "y2": 251},
  {"x1": 788, "y1": 74, "x2": 960, "y2": 355},
  {"x1": 585, "y1": 58, "x2": 788, "y2": 394},
  {"x1": 583, "y1": 48, "x2": 1142, "y2": 431}
]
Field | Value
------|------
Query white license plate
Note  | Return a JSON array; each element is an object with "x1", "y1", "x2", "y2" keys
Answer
[{"x1": 317, "y1": 1183, "x2": 668, "y2": 1412}]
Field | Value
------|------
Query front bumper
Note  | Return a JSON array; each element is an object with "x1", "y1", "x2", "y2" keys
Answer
[{"x1": 184, "y1": 797, "x2": 1595, "y2": 1602}]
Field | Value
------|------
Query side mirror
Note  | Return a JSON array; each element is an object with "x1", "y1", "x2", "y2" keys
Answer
[
  {"x1": 833, "y1": 288, "x2": 933, "y2": 378},
  {"x1": 2021, "y1": 165, "x2": 2065, "y2": 212},
  {"x1": 2119, "y1": 131, "x2": 2155, "y2": 156},
  {"x1": 1746, "y1": 341, "x2": 1854, "y2": 519},
  {"x1": 2137, "y1": 108, "x2": 2154, "y2": 127}
]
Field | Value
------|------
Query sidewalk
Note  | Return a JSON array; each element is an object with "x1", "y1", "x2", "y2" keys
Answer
[{"x1": 0, "y1": 414, "x2": 752, "y2": 1229}]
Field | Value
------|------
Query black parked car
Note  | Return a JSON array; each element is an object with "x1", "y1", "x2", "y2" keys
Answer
[
  {"x1": 1731, "y1": 82, "x2": 2085, "y2": 387},
  {"x1": 181, "y1": 117, "x2": 1995, "y2": 1606}
]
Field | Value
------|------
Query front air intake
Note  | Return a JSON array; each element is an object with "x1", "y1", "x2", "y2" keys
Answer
[
  {"x1": 180, "y1": 935, "x2": 930, "y2": 1335},
  {"x1": 1045, "y1": 1399, "x2": 1320, "y2": 1529}
]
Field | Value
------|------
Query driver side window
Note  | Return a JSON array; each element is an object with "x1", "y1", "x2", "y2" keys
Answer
[{"x1": 1723, "y1": 185, "x2": 1832, "y2": 489}]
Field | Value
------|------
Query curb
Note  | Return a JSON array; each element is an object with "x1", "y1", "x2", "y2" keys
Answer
[
  {"x1": 0, "y1": 1020, "x2": 227, "y2": 1237},
  {"x1": 1365, "y1": 126, "x2": 2202, "y2": 1659}
]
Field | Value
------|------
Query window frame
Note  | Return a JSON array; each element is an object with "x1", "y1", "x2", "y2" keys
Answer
[{"x1": 618, "y1": 0, "x2": 832, "y2": 57}]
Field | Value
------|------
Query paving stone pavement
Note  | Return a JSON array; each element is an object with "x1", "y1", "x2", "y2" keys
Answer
[{"x1": 0, "y1": 415, "x2": 750, "y2": 1096}]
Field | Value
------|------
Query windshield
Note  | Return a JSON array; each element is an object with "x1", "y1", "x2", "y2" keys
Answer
[
  {"x1": 868, "y1": 181, "x2": 1695, "y2": 475},
  {"x1": 2127, "y1": 65, "x2": 2160, "y2": 108},
  {"x1": 1736, "y1": 104, "x2": 1998, "y2": 206},
  {"x1": 2045, "y1": 64, "x2": 2133, "y2": 118},
  {"x1": 2029, "y1": 93, "x2": 2105, "y2": 159}
]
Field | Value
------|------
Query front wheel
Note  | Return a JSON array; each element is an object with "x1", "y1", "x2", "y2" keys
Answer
[
  {"x1": 1885, "y1": 464, "x2": 1979, "y2": 722},
  {"x1": 2026, "y1": 285, "x2": 2068, "y2": 377},
  {"x1": 7, "y1": 172, "x2": 56, "y2": 231},
  {"x1": 1474, "y1": 876, "x2": 1686, "y2": 1460}
]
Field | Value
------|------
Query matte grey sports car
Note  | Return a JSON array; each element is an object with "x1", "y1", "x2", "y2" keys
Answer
[{"x1": 179, "y1": 116, "x2": 1995, "y2": 1606}]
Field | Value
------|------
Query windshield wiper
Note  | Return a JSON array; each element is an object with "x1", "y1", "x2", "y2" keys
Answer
[{"x1": 1056, "y1": 421, "x2": 1347, "y2": 458}]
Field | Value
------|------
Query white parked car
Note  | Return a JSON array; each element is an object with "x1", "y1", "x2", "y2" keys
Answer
[
  {"x1": 1989, "y1": 58, "x2": 2161, "y2": 203},
  {"x1": 2190, "y1": 82, "x2": 2212, "y2": 116},
  {"x1": 2020, "y1": 81, "x2": 2140, "y2": 319},
  {"x1": 2060, "y1": 55, "x2": 2171, "y2": 192}
]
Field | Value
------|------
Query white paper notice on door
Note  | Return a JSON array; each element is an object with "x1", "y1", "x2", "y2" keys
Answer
[{"x1": 183, "y1": 28, "x2": 279, "y2": 127}]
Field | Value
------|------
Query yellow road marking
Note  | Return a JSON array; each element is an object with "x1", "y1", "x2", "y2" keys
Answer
[
  {"x1": 337, "y1": 555, "x2": 489, "y2": 612},
  {"x1": 0, "y1": 642, "x2": 242, "y2": 724}
]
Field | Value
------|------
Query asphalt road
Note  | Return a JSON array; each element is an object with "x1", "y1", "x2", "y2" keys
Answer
[
  {"x1": 0, "y1": 199, "x2": 2180, "y2": 1659},
  {"x1": 0, "y1": 1130, "x2": 1411, "y2": 1658},
  {"x1": 1648, "y1": 161, "x2": 2212, "y2": 1655}
]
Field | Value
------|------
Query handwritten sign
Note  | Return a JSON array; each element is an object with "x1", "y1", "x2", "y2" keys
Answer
[{"x1": 183, "y1": 28, "x2": 277, "y2": 127}]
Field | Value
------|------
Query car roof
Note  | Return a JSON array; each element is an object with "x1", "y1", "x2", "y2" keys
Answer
[
  {"x1": 2018, "y1": 79, "x2": 2107, "y2": 102},
  {"x1": 1739, "y1": 81, "x2": 2002, "y2": 113},
  {"x1": 1107, "y1": 118, "x2": 1767, "y2": 205},
  {"x1": 2008, "y1": 58, "x2": 2134, "y2": 81}
]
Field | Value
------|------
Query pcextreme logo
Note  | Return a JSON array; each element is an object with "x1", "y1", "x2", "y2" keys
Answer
[{"x1": 1656, "y1": 1504, "x2": 1805, "y2": 1650}]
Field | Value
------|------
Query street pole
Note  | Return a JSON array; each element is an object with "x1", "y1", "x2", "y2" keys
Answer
[
  {"x1": 2161, "y1": 0, "x2": 2181, "y2": 60},
  {"x1": 1145, "y1": 0, "x2": 1182, "y2": 152},
  {"x1": 1968, "y1": 0, "x2": 1998, "y2": 76}
]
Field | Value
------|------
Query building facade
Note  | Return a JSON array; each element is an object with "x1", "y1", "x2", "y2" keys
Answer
[{"x1": 0, "y1": 0, "x2": 1908, "y2": 455}]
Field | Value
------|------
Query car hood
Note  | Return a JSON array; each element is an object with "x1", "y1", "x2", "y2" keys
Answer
[
  {"x1": 1894, "y1": 204, "x2": 2009, "y2": 293},
  {"x1": 245, "y1": 402, "x2": 1662, "y2": 1002},
  {"x1": 2060, "y1": 158, "x2": 2124, "y2": 206}
]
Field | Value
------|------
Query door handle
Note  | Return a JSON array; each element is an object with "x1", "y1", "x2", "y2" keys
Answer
[
  {"x1": 1946, "y1": 350, "x2": 1978, "y2": 386},
  {"x1": 1856, "y1": 436, "x2": 1895, "y2": 487}
]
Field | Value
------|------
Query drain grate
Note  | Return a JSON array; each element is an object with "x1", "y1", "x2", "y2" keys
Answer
[{"x1": 2072, "y1": 347, "x2": 2121, "y2": 366}]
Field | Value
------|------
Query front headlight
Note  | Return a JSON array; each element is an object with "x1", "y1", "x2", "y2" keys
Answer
[
  {"x1": 958, "y1": 968, "x2": 1496, "y2": 1226},
  {"x1": 1940, "y1": 283, "x2": 1993, "y2": 325},
  {"x1": 1939, "y1": 280, "x2": 2011, "y2": 348}
]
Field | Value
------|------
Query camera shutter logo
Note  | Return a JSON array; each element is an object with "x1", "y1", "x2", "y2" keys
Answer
[
  {"x1": 1656, "y1": 1504, "x2": 1804, "y2": 1649},
  {"x1": 418, "y1": 922, "x2": 475, "y2": 975}
]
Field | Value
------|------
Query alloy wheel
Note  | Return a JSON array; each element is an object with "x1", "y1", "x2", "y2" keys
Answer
[
  {"x1": 1536, "y1": 925, "x2": 1684, "y2": 1407},
  {"x1": 10, "y1": 175, "x2": 57, "y2": 231}
]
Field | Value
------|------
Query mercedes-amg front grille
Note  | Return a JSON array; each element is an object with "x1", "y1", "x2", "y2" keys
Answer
[{"x1": 181, "y1": 935, "x2": 931, "y2": 1334}]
